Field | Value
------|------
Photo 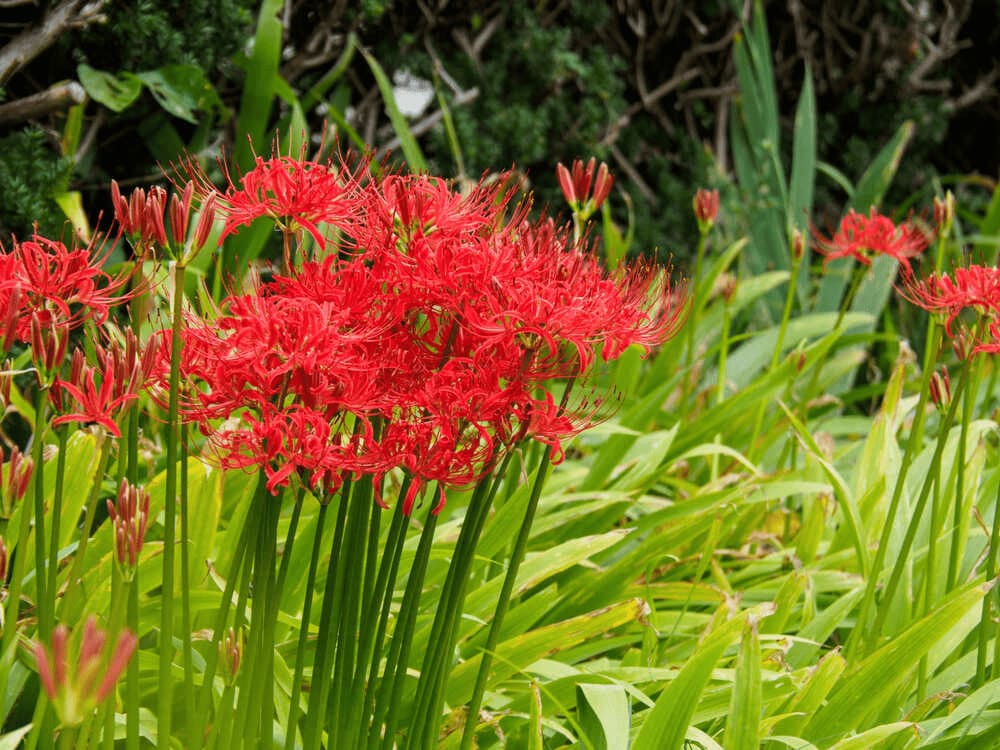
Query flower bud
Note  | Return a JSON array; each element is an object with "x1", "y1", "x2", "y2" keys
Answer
[
  {"x1": 106, "y1": 479, "x2": 150, "y2": 578},
  {"x1": 219, "y1": 627, "x2": 243, "y2": 685},
  {"x1": 792, "y1": 229, "x2": 805, "y2": 261},
  {"x1": 929, "y1": 366, "x2": 951, "y2": 412},
  {"x1": 32, "y1": 617, "x2": 137, "y2": 727},
  {"x1": 693, "y1": 188, "x2": 720, "y2": 234},
  {"x1": 934, "y1": 191, "x2": 955, "y2": 237}
]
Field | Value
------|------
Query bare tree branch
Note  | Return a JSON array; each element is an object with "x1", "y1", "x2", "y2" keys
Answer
[
  {"x1": 0, "y1": 0, "x2": 107, "y2": 85},
  {"x1": 0, "y1": 81, "x2": 85, "y2": 123}
]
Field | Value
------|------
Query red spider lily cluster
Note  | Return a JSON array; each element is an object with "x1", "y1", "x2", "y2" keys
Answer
[
  {"x1": 813, "y1": 208, "x2": 930, "y2": 268},
  {"x1": 169, "y1": 153, "x2": 687, "y2": 510}
]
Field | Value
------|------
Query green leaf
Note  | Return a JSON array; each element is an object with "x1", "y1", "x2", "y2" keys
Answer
[
  {"x1": 724, "y1": 621, "x2": 762, "y2": 750},
  {"x1": 577, "y1": 683, "x2": 631, "y2": 750},
  {"x1": 77, "y1": 64, "x2": 142, "y2": 112},
  {"x1": 803, "y1": 581, "x2": 989, "y2": 743},
  {"x1": 632, "y1": 608, "x2": 754, "y2": 750},
  {"x1": 361, "y1": 49, "x2": 428, "y2": 172},
  {"x1": 136, "y1": 65, "x2": 220, "y2": 124},
  {"x1": 826, "y1": 722, "x2": 914, "y2": 749}
]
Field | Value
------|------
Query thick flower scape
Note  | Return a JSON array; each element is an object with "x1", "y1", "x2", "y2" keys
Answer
[{"x1": 170, "y1": 156, "x2": 687, "y2": 509}]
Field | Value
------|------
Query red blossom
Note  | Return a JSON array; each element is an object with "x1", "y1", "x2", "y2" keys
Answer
[
  {"x1": 216, "y1": 152, "x2": 365, "y2": 250},
  {"x1": 692, "y1": 188, "x2": 720, "y2": 231},
  {"x1": 813, "y1": 208, "x2": 930, "y2": 267},
  {"x1": 899, "y1": 265, "x2": 1000, "y2": 336}
]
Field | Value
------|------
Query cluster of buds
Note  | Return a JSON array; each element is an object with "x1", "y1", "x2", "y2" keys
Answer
[
  {"x1": 110, "y1": 181, "x2": 167, "y2": 251},
  {"x1": 693, "y1": 188, "x2": 720, "y2": 235},
  {"x1": 106, "y1": 479, "x2": 150, "y2": 579},
  {"x1": 556, "y1": 157, "x2": 614, "y2": 221},
  {"x1": 29, "y1": 314, "x2": 68, "y2": 385},
  {"x1": 929, "y1": 366, "x2": 951, "y2": 412},
  {"x1": 111, "y1": 179, "x2": 217, "y2": 263},
  {"x1": 32, "y1": 616, "x2": 137, "y2": 727},
  {"x1": 0, "y1": 446, "x2": 34, "y2": 519}
]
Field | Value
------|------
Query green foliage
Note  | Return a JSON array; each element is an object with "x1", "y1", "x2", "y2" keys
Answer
[
  {"x1": 0, "y1": 128, "x2": 72, "y2": 239},
  {"x1": 78, "y1": 0, "x2": 255, "y2": 73}
]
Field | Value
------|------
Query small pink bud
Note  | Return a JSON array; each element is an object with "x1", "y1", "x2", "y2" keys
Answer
[
  {"x1": 792, "y1": 229, "x2": 805, "y2": 261},
  {"x1": 929, "y1": 366, "x2": 951, "y2": 412}
]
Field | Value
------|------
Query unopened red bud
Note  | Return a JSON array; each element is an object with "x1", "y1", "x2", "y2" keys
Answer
[
  {"x1": 590, "y1": 162, "x2": 613, "y2": 211},
  {"x1": 220, "y1": 627, "x2": 243, "y2": 684},
  {"x1": 2, "y1": 285, "x2": 21, "y2": 353},
  {"x1": 934, "y1": 191, "x2": 955, "y2": 235},
  {"x1": 792, "y1": 229, "x2": 805, "y2": 261},
  {"x1": 191, "y1": 192, "x2": 219, "y2": 257},
  {"x1": 693, "y1": 188, "x2": 720, "y2": 234},
  {"x1": 929, "y1": 367, "x2": 951, "y2": 411},
  {"x1": 556, "y1": 162, "x2": 577, "y2": 207},
  {"x1": 168, "y1": 182, "x2": 195, "y2": 248}
]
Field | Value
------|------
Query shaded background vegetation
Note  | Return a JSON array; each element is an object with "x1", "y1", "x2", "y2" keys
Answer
[{"x1": 1, "y1": 0, "x2": 998, "y2": 260}]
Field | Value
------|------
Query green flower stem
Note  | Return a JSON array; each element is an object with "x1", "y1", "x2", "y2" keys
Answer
[
  {"x1": 274, "y1": 488, "x2": 304, "y2": 605},
  {"x1": 355, "y1": 486, "x2": 411, "y2": 750},
  {"x1": 159, "y1": 259, "x2": 187, "y2": 744},
  {"x1": 59, "y1": 435, "x2": 113, "y2": 619},
  {"x1": 56, "y1": 726, "x2": 74, "y2": 750},
  {"x1": 237, "y1": 481, "x2": 281, "y2": 748},
  {"x1": 33, "y1": 383, "x2": 50, "y2": 638},
  {"x1": 684, "y1": 231, "x2": 708, "y2": 369},
  {"x1": 284, "y1": 500, "x2": 329, "y2": 750},
  {"x1": 179, "y1": 423, "x2": 196, "y2": 750},
  {"x1": 977, "y1": 470, "x2": 1000, "y2": 685},
  {"x1": 376, "y1": 502, "x2": 440, "y2": 750},
  {"x1": 125, "y1": 401, "x2": 140, "y2": 750},
  {"x1": 45, "y1": 427, "x2": 67, "y2": 631},
  {"x1": 948, "y1": 352, "x2": 982, "y2": 591},
  {"x1": 869, "y1": 366, "x2": 968, "y2": 646},
  {"x1": 125, "y1": 576, "x2": 140, "y2": 750},
  {"x1": 458, "y1": 446, "x2": 556, "y2": 750},
  {"x1": 193, "y1": 484, "x2": 260, "y2": 750},
  {"x1": 327, "y1": 475, "x2": 373, "y2": 746},
  {"x1": 410, "y1": 455, "x2": 515, "y2": 750},
  {"x1": 847, "y1": 325, "x2": 943, "y2": 662},
  {"x1": 302, "y1": 479, "x2": 354, "y2": 750}
]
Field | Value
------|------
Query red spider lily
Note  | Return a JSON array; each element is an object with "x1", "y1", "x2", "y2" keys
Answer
[
  {"x1": 110, "y1": 181, "x2": 168, "y2": 249},
  {"x1": 164, "y1": 158, "x2": 687, "y2": 513},
  {"x1": 556, "y1": 158, "x2": 613, "y2": 213},
  {"x1": 898, "y1": 265, "x2": 1000, "y2": 336},
  {"x1": 0, "y1": 234, "x2": 132, "y2": 342},
  {"x1": 33, "y1": 617, "x2": 137, "y2": 727},
  {"x1": 216, "y1": 153, "x2": 365, "y2": 250},
  {"x1": 51, "y1": 356, "x2": 139, "y2": 437},
  {"x1": 813, "y1": 208, "x2": 930, "y2": 267}
]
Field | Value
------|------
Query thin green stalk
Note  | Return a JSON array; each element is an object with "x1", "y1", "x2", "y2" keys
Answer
[
  {"x1": 159, "y1": 260, "x2": 187, "y2": 744},
  {"x1": 193, "y1": 483, "x2": 261, "y2": 749},
  {"x1": 327, "y1": 475, "x2": 373, "y2": 746},
  {"x1": 869, "y1": 370, "x2": 968, "y2": 645},
  {"x1": 976, "y1": 465, "x2": 1000, "y2": 685},
  {"x1": 949, "y1": 352, "x2": 982, "y2": 590},
  {"x1": 236, "y1": 477, "x2": 281, "y2": 748},
  {"x1": 458, "y1": 451, "x2": 554, "y2": 750},
  {"x1": 56, "y1": 726, "x2": 75, "y2": 750},
  {"x1": 179, "y1": 423, "x2": 196, "y2": 750},
  {"x1": 274, "y1": 488, "x2": 304, "y2": 602},
  {"x1": 59, "y1": 435, "x2": 113, "y2": 619},
  {"x1": 33, "y1": 383, "x2": 50, "y2": 638},
  {"x1": 376, "y1": 503, "x2": 440, "y2": 750},
  {"x1": 847, "y1": 326, "x2": 944, "y2": 661},
  {"x1": 302, "y1": 480, "x2": 354, "y2": 750},
  {"x1": 918, "y1": 471, "x2": 944, "y2": 700},
  {"x1": 125, "y1": 401, "x2": 140, "y2": 750},
  {"x1": 355, "y1": 487, "x2": 411, "y2": 750},
  {"x1": 46, "y1": 427, "x2": 67, "y2": 631},
  {"x1": 284, "y1": 500, "x2": 329, "y2": 750},
  {"x1": 410, "y1": 456, "x2": 514, "y2": 750},
  {"x1": 684, "y1": 231, "x2": 708, "y2": 368}
]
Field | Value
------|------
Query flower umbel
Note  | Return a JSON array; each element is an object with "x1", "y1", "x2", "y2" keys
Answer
[{"x1": 814, "y1": 208, "x2": 929, "y2": 268}]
